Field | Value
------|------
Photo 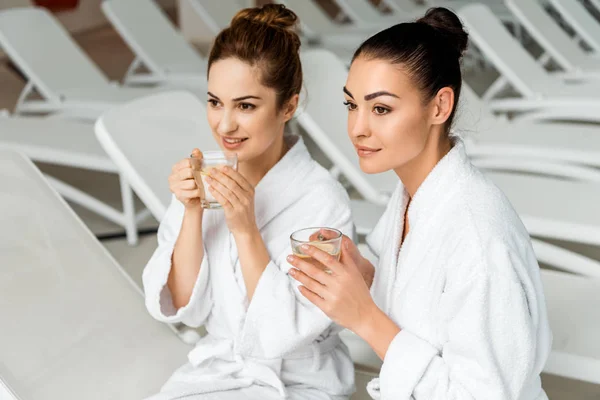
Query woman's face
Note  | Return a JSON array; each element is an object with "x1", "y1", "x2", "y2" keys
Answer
[
  {"x1": 207, "y1": 57, "x2": 297, "y2": 163},
  {"x1": 344, "y1": 56, "x2": 445, "y2": 175}
]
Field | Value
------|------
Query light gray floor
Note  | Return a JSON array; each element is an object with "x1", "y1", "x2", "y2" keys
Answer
[{"x1": 1, "y1": 18, "x2": 600, "y2": 400}]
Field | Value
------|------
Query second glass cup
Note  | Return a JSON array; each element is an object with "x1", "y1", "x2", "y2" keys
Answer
[
  {"x1": 190, "y1": 151, "x2": 238, "y2": 209},
  {"x1": 290, "y1": 227, "x2": 343, "y2": 274}
]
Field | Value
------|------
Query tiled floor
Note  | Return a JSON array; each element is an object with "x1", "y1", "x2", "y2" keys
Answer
[{"x1": 2, "y1": 17, "x2": 600, "y2": 400}]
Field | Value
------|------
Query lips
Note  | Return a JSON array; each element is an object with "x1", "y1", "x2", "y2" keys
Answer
[
  {"x1": 221, "y1": 136, "x2": 249, "y2": 150},
  {"x1": 355, "y1": 144, "x2": 382, "y2": 157},
  {"x1": 223, "y1": 137, "x2": 248, "y2": 144}
]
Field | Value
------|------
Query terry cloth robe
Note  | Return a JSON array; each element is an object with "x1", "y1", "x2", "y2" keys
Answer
[
  {"x1": 142, "y1": 135, "x2": 356, "y2": 400},
  {"x1": 365, "y1": 139, "x2": 552, "y2": 400}
]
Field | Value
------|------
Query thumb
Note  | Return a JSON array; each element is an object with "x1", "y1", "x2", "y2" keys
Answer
[
  {"x1": 191, "y1": 148, "x2": 203, "y2": 158},
  {"x1": 343, "y1": 236, "x2": 359, "y2": 257}
]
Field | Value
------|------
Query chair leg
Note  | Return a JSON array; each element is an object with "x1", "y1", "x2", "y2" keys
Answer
[{"x1": 119, "y1": 174, "x2": 139, "y2": 246}]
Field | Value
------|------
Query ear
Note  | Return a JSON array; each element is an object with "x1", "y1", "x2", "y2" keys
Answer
[
  {"x1": 430, "y1": 87, "x2": 455, "y2": 126},
  {"x1": 282, "y1": 94, "x2": 299, "y2": 123}
]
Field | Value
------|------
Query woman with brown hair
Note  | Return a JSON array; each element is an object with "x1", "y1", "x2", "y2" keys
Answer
[{"x1": 142, "y1": 5, "x2": 355, "y2": 400}]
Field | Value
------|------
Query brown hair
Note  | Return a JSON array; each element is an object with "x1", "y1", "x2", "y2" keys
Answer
[
  {"x1": 208, "y1": 4, "x2": 302, "y2": 111},
  {"x1": 353, "y1": 7, "x2": 468, "y2": 134}
]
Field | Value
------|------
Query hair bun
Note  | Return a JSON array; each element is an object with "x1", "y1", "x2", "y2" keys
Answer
[
  {"x1": 417, "y1": 7, "x2": 468, "y2": 58},
  {"x1": 231, "y1": 4, "x2": 298, "y2": 31}
]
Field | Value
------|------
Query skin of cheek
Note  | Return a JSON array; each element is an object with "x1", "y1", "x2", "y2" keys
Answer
[
  {"x1": 207, "y1": 105, "x2": 285, "y2": 164},
  {"x1": 350, "y1": 102, "x2": 433, "y2": 175}
]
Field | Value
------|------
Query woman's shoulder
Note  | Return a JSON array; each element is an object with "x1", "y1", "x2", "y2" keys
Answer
[{"x1": 440, "y1": 168, "x2": 537, "y2": 283}]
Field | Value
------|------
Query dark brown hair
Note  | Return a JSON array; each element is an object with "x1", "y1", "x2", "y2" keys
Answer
[
  {"x1": 353, "y1": 7, "x2": 468, "y2": 132},
  {"x1": 208, "y1": 4, "x2": 302, "y2": 111}
]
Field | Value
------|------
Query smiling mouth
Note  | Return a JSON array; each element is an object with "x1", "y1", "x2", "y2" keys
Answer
[{"x1": 223, "y1": 137, "x2": 248, "y2": 144}]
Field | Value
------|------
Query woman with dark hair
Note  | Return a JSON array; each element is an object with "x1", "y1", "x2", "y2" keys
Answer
[
  {"x1": 143, "y1": 5, "x2": 355, "y2": 400},
  {"x1": 288, "y1": 8, "x2": 552, "y2": 400}
]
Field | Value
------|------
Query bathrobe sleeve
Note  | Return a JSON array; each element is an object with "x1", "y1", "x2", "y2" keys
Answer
[
  {"x1": 142, "y1": 196, "x2": 212, "y2": 328},
  {"x1": 373, "y1": 239, "x2": 549, "y2": 400},
  {"x1": 237, "y1": 188, "x2": 354, "y2": 359}
]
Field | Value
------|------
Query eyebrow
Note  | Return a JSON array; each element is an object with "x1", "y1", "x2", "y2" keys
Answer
[
  {"x1": 343, "y1": 87, "x2": 400, "y2": 101},
  {"x1": 207, "y1": 92, "x2": 261, "y2": 102},
  {"x1": 364, "y1": 91, "x2": 400, "y2": 101},
  {"x1": 343, "y1": 87, "x2": 354, "y2": 99}
]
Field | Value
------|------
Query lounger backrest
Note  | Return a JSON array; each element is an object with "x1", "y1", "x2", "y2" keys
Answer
[
  {"x1": 102, "y1": 0, "x2": 206, "y2": 75},
  {"x1": 278, "y1": 0, "x2": 336, "y2": 37},
  {"x1": 0, "y1": 7, "x2": 109, "y2": 101},
  {"x1": 0, "y1": 150, "x2": 190, "y2": 400},
  {"x1": 187, "y1": 0, "x2": 243, "y2": 35},
  {"x1": 548, "y1": 0, "x2": 600, "y2": 53},
  {"x1": 459, "y1": 3, "x2": 558, "y2": 98},
  {"x1": 95, "y1": 91, "x2": 215, "y2": 221},
  {"x1": 505, "y1": 0, "x2": 589, "y2": 71},
  {"x1": 336, "y1": 0, "x2": 388, "y2": 24}
]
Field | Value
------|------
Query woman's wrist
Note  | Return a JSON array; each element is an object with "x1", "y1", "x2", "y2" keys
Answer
[{"x1": 354, "y1": 303, "x2": 401, "y2": 360}]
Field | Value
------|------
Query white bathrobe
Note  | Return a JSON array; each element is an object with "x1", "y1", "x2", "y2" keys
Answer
[
  {"x1": 365, "y1": 140, "x2": 552, "y2": 400},
  {"x1": 142, "y1": 136, "x2": 356, "y2": 400}
]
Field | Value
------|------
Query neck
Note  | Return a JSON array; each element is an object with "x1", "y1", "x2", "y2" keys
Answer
[
  {"x1": 394, "y1": 131, "x2": 452, "y2": 198},
  {"x1": 238, "y1": 134, "x2": 288, "y2": 187}
]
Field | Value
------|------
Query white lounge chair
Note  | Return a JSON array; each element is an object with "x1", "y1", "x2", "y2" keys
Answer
[
  {"x1": 458, "y1": 3, "x2": 600, "y2": 123},
  {"x1": 276, "y1": 0, "x2": 385, "y2": 61},
  {"x1": 548, "y1": 0, "x2": 600, "y2": 55},
  {"x1": 102, "y1": 0, "x2": 208, "y2": 89},
  {"x1": 94, "y1": 91, "x2": 216, "y2": 222},
  {"x1": 0, "y1": 149, "x2": 191, "y2": 400},
  {"x1": 0, "y1": 113, "x2": 143, "y2": 245},
  {"x1": 299, "y1": 48, "x2": 600, "y2": 248},
  {"x1": 0, "y1": 7, "x2": 171, "y2": 119},
  {"x1": 342, "y1": 243, "x2": 600, "y2": 384},
  {"x1": 458, "y1": 85, "x2": 600, "y2": 169},
  {"x1": 504, "y1": 0, "x2": 600, "y2": 82},
  {"x1": 186, "y1": 0, "x2": 245, "y2": 36},
  {"x1": 334, "y1": 0, "x2": 419, "y2": 27}
]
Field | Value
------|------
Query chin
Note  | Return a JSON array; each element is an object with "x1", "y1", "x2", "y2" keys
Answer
[{"x1": 358, "y1": 158, "x2": 389, "y2": 175}]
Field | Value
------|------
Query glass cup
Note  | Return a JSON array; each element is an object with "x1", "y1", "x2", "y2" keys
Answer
[
  {"x1": 290, "y1": 227, "x2": 343, "y2": 274},
  {"x1": 189, "y1": 151, "x2": 238, "y2": 209}
]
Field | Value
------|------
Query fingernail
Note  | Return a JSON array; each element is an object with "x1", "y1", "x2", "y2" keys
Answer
[
  {"x1": 205, "y1": 176, "x2": 212, "y2": 182},
  {"x1": 301, "y1": 244, "x2": 310, "y2": 251},
  {"x1": 288, "y1": 268, "x2": 296, "y2": 276},
  {"x1": 286, "y1": 255, "x2": 294, "y2": 262}
]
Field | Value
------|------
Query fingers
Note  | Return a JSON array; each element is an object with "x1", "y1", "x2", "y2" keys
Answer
[
  {"x1": 288, "y1": 267, "x2": 327, "y2": 299},
  {"x1": 208, "y1": 169, "x2": 245, "y2": 199},
  {"x1": 309, "y1": 228, "x2": 340, "y2": 242},
  {"x1": 175, "y1": 179, "x2": 197, "y2": 190},
  {"x1": 219, "y1": 166, "x2": 254, "y2": 193},
  {"x1": 172, "y1": 158, "x2": 191, "y2": 173},
  {"x1": 190, "y1": 148, "x2": 203, "y2": 158},
  {"x1": 205, "y1": 175, "x2": 241, "y2": 207},
  {"x1": 205, "y1": 181, "x2": 233, "y2": 209},
  {"x1": 300, "y1": 244, "x2": 344, "y2": 275},
  {"x1": 177, "y1": 189, "x2": 202, "y2": 200},
  {"x1": 287, "y1": 254, "x2": 333, "y2": 285},
  {"x1": 298, "y1": 285, "x2": 326, "y2": 309}
]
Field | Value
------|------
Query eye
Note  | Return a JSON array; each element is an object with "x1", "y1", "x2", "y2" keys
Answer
[
  {"x1": 208, "y1": 99, "x2": 220, "y2": 108},
  {"x1": 238, "y1": 102, "x2": 256, "y2": 111},
  {"x1": 343, "y1": 101, "x2": 357, "y2": 111},
  {"x1": 373, "y1": 106, "x2": 390, "y2": 115}
]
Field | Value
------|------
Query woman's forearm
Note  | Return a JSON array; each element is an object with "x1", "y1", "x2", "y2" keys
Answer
[
  {"x1": 234, "y1": 229, "x2": 271, "y2": 301},
  {"x1": 167, "y1": 208, "x2": 205, "y2": 308},
  {"x1": 356, "y1": 304, "x2": 402, "y2": 360}
]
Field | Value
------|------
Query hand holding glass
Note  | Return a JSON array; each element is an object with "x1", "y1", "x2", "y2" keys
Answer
[{"x1": 189, "y1": 151, "x2": 238, "y2": 209}]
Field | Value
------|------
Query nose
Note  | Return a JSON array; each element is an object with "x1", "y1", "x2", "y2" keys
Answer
[
  {"x1": 348, "y1": 108, "x2": 370, "y2": 140},
  {"x1": 216, "y1": 109, "x2": 238, "y2": 136}
]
